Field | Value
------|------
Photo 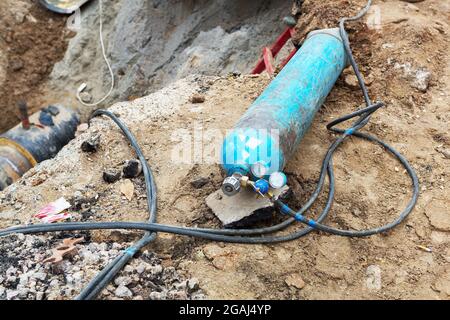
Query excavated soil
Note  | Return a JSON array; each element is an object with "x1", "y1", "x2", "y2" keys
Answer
[
  {"x1": 0, "y1": 0, "x2": 449, "y2": 300},
  {"x1": 0, "y1": 0, "x2": 73, "y2": 132}
]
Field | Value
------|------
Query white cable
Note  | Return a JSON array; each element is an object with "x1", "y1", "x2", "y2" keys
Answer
[{"x1": 76, "y1": 0, "x2": 115, "y2": 107}]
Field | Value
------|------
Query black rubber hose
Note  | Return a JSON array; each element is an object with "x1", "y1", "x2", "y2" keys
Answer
[
  {"x1": 274, "y1": 0, "x2": 419, "y2": 236},
  {"x1": 0, "y1": 160, "x2": 335, "y2": 244},
  {"x1": 276, "y1": 129, "x2": 419, "y2": 237},
  {"x1": 76, "y1": 109, "x2": 158, "y2": 300}
]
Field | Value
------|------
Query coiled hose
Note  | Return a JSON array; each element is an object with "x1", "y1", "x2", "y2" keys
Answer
[{"x1": 0, "y1": 0, "x2": 419, "y2": 299}]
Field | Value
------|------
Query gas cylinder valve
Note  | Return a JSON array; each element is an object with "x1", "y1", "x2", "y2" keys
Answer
[
  {"x1": 221, "y1": 171, "x2": 288, "y2": 198},
  {"x1": 222, "y1": 173, "x2": 242, "y2": 196}
]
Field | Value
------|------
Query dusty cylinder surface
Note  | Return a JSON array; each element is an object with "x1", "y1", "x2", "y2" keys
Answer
[{"x1": 222, "y1": 28, "x2": 347, "y2": 177}]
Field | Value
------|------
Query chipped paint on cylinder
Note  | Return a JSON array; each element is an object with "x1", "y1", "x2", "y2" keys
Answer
[{"x1": 222, "y1": 28, "x2": 347, "y2": 177}]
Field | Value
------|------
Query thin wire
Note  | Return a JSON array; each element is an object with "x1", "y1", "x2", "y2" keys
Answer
[{"x1": 76, "y1": 0, "x2": 115, "y2": 107}]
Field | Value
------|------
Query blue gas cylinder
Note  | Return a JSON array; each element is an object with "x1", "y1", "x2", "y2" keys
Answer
[{"x1": 221, "y1": 28, "x2": 347, "y2": 178}]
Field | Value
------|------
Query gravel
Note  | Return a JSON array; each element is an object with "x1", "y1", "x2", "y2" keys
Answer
[{"x1": 0, "y1": 234, "x2": 203, "y2": 300}]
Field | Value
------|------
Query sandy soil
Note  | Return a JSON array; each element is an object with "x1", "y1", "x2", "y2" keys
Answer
[
  {"x1": 0, "y1": 0, "x2": 449, "y2": 300},
  {"x1": 0, "y1": 0, "x2": 73, "y2": 132}
]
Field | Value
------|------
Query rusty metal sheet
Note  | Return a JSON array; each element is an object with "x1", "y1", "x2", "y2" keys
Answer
[
  {"x1": 39, "y1": 0, "x2": 92, "y2": 14},
  {"x1": 43, "y1": 237, "x2": 84, "y2": 264}
]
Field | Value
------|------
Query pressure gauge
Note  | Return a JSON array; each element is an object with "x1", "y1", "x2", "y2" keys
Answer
[
  {"x1": 269, "y1": 172, "x2": 287, "y2": 189},
  {"x1": 251, "y1": 162, "x2": 267, "y2": 178}
]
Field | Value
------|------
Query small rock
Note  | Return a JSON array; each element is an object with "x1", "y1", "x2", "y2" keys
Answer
[
  {"x1": 30, "y1": 174, "x2": 47, "y2": 186},
  {"x1": 88, "y1": 243, "x2": 98, "y2": 252},
  {"x1": 394, "y1": 62, "x2": 431, "y2": 92},
  {"x1": 31, "y1": 272, "x2": 47, "y2": 281},
  {"x1": 6, "y1": 266, "x2": 17, "y2": 276},
  {"x1": 382, "y1": 43, "x2": 395, "y2": 49},
  {"x1": 124, "y1": 265, "x2": 134, "y2": 273},
  {"x1": 103, "y1": 169, "x2": 121, "y2": 183},
  {"x1": 148, "y1": 265, "x2": 163, "y2": 276},
  {"x1": 202, "y1": 244, "x2": 226, "y2": 260},
  {"x1": 47, "y1": 292, "x2": 60, "y2": 300},
  {"x1": 211, "y1": 256, "x2": 234, "y2": 271},
  {"x1": 26, "y1": 14, "x2": 38, "y2": 23},
  {"x1": 123, "y1": 159, "x2": 142, "y2": 178},
  {"x1": 72, "y1": 271, "x2": 84, "y2": 282},
  {"x1": 190, "y1": 177, "x2": 209, "y2": 189},
  {"x1": 135, "y1": 263, "x2": 146, "y2": 275},
  {"x1": 79, "y1": 91, "x2": 92, "y2": 103},
  {"x1": 189, "y1": 94, "x2": 206, "y2": 104},
  {"x1": 49, "y1": 279, "x2": 60, "y2": 288},
  {"x1": 285, "y1": 274, "x2": 306, "y2": 289},
  {"x1": 36, "y1": 291, "x2": 44, "y2": 300},
  {"x1": 191, "y1": 292, "x2": 207, "y2": 300},
  {"x1": 81, "y1": 135, "x2": 101, "y2": 153},
  {"x1": 149, "y1": 291, "x2": 163, "y2": 300},
  {"x1": 18, "y1": 274, "x2": 29, "y2": 285},
  {"x1": 344, "y1": 74, "x2": 360, "y2": 89},
  {"x1": 77, "y1": 123, "x2": 89, "y2": 132},
  {"x1": 64, "y1": 288, "x2": 75, "y2": 297},
  {"x1": 80, "y1": 250, "x2": 100, "y2": 264},
  {"x1": 430, "y1": 231, "x2": 450, "y2": 245},
  {"x1": 119, "y1": 179, "x2": 135, "y2": 201},
  {"x1": 412, "y1": 68, "x2": 431, "y2": 92},
  {"x1": 175, "y1": 281, "x2": 187, "y2": 290},
  {"x1": 112, "y1": 243, "x2": 123, "y2": 250},
  {"x1": 187, "y1": 278, "x2": 199, "y2": 292},
  {"x1": 425, "y1": 199, "x2": 450, "y2": 231},
  {"x1": 17, "y1": 287, "x2": 30, "y2": 298},
  {"x1": 6, "y1": 290, "x2": 19, "y2": 300},
  {"x1": 10, "y1": 58, "x2": 24, "y2": 72},
  {"x1": 114, "y1": 276, "x2": 133, "y2": 286},
  {"x1": 115, "y1": 284, "x2": 133, "y2": 298},
  {"x1": 170, "y1": 290, "x2": 188, "y2": 300},
  {"x1": 73, "y1": 190, "x2": 83, "y2": 199},
  {"x1": 436, "y1": 147, "x2": 450, "y2": 159}
]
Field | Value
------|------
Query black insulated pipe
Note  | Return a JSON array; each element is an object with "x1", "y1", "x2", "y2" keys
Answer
[{"x1": 0, "y1": 105, "x2": 80, "y2": 190}]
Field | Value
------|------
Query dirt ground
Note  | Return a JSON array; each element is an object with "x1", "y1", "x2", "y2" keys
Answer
[
  {"x1": 0, "y1": 0, "x2": 449, "y2": 300},
  {"x1": 0, "y1": 0, "x2": 73, "y2": 132}
]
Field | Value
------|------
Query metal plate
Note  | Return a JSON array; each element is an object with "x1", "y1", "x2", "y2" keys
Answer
[{"x1": 39, "y1": 0, "x2": 92, "y2": 14}]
